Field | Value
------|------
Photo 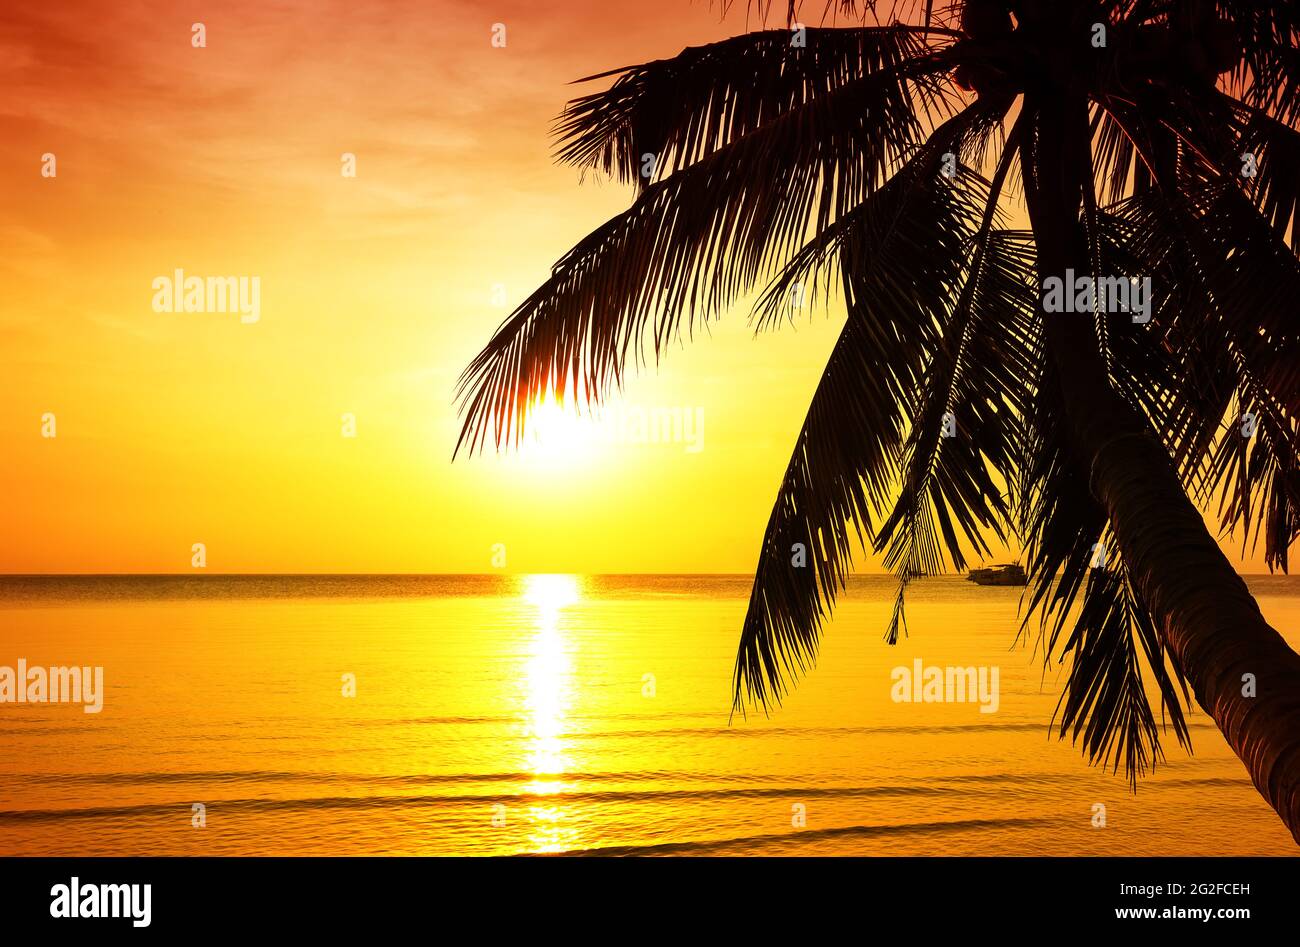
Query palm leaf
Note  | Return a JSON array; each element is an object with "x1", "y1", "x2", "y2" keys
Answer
[
  {"x1": 456, "y1": 55, "x2": 953, "y2": 455},
  {"x1": 732, "y1": 106, "x2": 1002, "y2": 711},
  {"x1": 1051, "y1": 561, "x2": 1192, "y2": 787},
  {"x1": 875, "y1": 225, "x2": 1037, "y2": 641},
  {"x1": 555, "y1": 26, "x2": 955, "y2": 187},
  {"x1": 873, "y1": 120, "x2": 1032, "y2": 641},
  {"x1": 730, "y1": 176, "x2": 966, "y2": 710}
]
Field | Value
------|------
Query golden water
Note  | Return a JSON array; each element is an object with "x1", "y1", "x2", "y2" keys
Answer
[{"x1": 0, "y1": 574, "x2": 1295, "y2": 855}]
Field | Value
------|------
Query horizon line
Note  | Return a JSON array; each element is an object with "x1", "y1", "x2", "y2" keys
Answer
[{"x1": 0, "y1": 570, "x2": 1290, "y2": 578}]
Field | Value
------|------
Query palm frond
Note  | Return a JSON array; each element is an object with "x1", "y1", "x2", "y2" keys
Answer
[
  {"x1": 456, "y1": 56, "x2": 952, "y2": 456},
  {"x1": 1233, "y1": 100, "x2": 1300, "y2": 249},
  {"x1": 874, "y1": 126, "x2": 1032, "y2": 641},
  {"x1": 749, "y1": 95, "x2": 1009, "y2": 327},
  {"x1": 555, "y1": 26, "x2": 956, "y2": 187},
  {"x1": 1215, "y1": 1, "x2": 1300, "y2": 125},
  {"x1": 1092, "y1": 104, "x2": 1147, "y2": 206},
  {"x1": 875, "y1": 226, "x2": 1038, "y2": 640},
  {"x1": 729, "y1": 1, "x2": 951, "y2": 27},
  {"x1": 1206, "y1": 388, "x2": 1300, "y2": 573},
  {"x1": 1099, "y1": 178, "x2": 1300, "y2": 568},
  {"x1": 733, "y1": 176, "x2": 977, "y2": 707},
  {"x1": 1051, "y1": 560, "x2": 1192, "y2": 787},
  {"x1": 731, "y1": 109, "x2": 1001, "y2": 712},
  {"x1": 1016, "y1": 369, "x2": 1108, "y2": 655}
]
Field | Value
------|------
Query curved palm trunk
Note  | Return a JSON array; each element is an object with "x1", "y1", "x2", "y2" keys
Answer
[{"x1": 1024, "y1": 91, "x2": 1300, "y2": 843}]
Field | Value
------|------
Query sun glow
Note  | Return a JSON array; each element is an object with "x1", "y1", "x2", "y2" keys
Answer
[
  {"x1": 518, "y1": 395, "x2": 600, "y2": 469},
  {"x1": 523, "y1": 572, "x2": 580, "y2": 612}
]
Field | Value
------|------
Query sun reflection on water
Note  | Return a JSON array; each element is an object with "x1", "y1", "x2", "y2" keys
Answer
[{"x1": 519, "y1": 575, "x2": 582, "y2": 850}]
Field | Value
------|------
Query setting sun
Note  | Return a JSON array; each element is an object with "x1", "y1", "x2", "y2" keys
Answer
[
  {"x1": 522, "y1": 573, "x2": 581, "y2": 612},
  {"x1": 519, "y1": 398, "x2": 599, "y2": 468}
]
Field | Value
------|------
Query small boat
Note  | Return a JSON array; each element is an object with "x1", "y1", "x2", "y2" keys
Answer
[{"x1": 967, "y1": 563, "x2": 1027, "y2": 586}]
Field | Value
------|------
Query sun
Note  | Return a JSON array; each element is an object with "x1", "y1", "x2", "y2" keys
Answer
[
  {"x1": 519, "y1": 394, "x2": 599, "y2": 467},
  {"x1": 523, "y1": 573, "x2": 581, "y2": 612}
]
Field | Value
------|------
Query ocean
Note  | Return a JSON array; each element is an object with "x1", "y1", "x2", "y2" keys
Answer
[{"x1": 1, "y1": 573, "x2": 1296, "y2": 855}]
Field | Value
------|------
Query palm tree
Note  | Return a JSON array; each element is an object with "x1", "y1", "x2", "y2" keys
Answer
[{"x1": 456, "y1": 0, "x2": 1300, "y2": 842}]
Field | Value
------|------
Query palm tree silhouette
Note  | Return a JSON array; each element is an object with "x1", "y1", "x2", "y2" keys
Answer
[{"x1": 457, "y1": 1, "x2": 1300, "y2": 842}]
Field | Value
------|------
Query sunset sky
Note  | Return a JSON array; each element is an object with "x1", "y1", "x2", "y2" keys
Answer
[{"x1": 0, "y1": 0, "x2": 1272, "y2": 574}]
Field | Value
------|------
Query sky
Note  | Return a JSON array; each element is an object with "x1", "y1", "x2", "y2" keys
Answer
[{"x1": 0, "y1": 0, "x2": 1276, "y2": 573}]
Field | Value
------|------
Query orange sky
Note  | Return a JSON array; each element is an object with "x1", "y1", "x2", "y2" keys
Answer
[{"x1": 0, "y1": 1, "x2": 1277, "y2": 574}]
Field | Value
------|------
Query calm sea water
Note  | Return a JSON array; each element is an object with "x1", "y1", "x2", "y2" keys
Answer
[{"x1": 0, "y1": 574, "x2": 1296, "y2": 855}]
